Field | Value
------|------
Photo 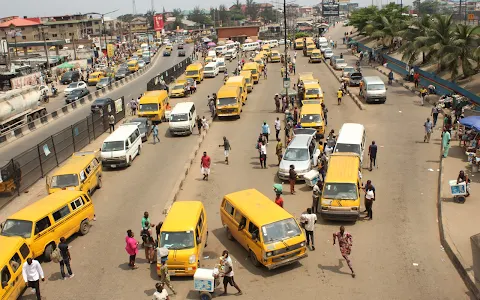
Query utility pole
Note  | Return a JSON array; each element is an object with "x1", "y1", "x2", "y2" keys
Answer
[
  {"x1": 283, "y1": 0, "x2": 288, "y2": 100},
  {"x1": 3, "y1": 32, "x2": 11, "y2": 71},
  {"x1": 39, "y1": 26, "x2": 51, "y2": 72}
]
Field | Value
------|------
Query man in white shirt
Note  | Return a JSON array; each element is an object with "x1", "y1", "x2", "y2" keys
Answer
[
  {"x1": 274, "y1": 117, "x2": 281, "y2": 141},
  {"x1": 152, "y1": 282, "x2": 170, "y2": 300},
  {"x1": 301, "y1": 208, "x2": 317, "y2": 250},
  {"x1": 22, "y1": 258, "x2": 45, "y2": 300},
  {"x1": 221, "y1": 250, "x2": 242, "y2": 296}
]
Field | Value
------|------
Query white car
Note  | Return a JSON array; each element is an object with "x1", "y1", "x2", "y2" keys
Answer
[
  {"x1": 278, "y1": 39, "x2": 291, "y2": 45},
  {"x1": 138, "y1": 60, "x2": 146, "y2": 68},
  {"x1": 333, "y1": 58, "x2": 348, "y2": 70},
  {"x1": 342, "y1": 66, "x2": 355, "y2": 77},
  {"x1": 319, "y1": 43, "x2": 329, "y2": 53},
  {"x1": 64, "y1": 81, "x2": 87, "y2": 96},
  {"x1": 323, "y1": 48, "x2": 334, "y2": 59},
  {"x1": 343, "y1": 20, "x2": 349, "y2": 26}
]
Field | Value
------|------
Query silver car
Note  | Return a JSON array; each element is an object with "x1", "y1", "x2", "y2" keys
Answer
[
  {"x1": 342, "y1": 66, "x2": 355, "y2": 77},
  {"x1": 278, "y1": 130, "x2": 319, "y2": 181},
  {"x1": 323, "y1": 48, "x2": 334, "y2": 59},
  {"x1": 333, "y1": 58, "x2": 348, "y2": 70},
  {"x1": 138, "y1": 60, "x2": 146, "y2": 68}
]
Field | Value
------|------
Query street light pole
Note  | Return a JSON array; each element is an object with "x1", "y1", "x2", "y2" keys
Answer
[
  {"x1": 283, "y1": 0, "x2": 288, "y2": 99},
  {"x1": 39, "y1": 26, "x2": 51, "y2": 72}
]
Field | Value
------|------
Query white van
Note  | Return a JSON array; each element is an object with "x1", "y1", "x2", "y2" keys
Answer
[
  {"x1": 207, "y1": 50, "x2": 217, "y2": 60},
  {"x1": 361, "y1": 76, "x2": 387, "y2": 104},
  {"x1": 268, "y1": 40, "x2": 279, "y2": 48},
  {"x1": 215, "y1": 46, "x2": 227, "y2": 55},
  {"x1": 226, "y1": 43, "x2": 236, "y2": 50},
  {"x1": 204, "y1": 62, "x2": 219, "y2": 78},
  {"x1": 225, "y1": 49, "x2": 237, "y2": 60},
  {"x1": 334, "y1": 123, "x2": 366, "y2": 166},
  {"x1": 318, "y1": 37, "x2": 328, "y2": 44},
  {"x1": 169, "y1": 102, "x2": 197, "y2": 136},
  {"x1": 216, "y1": 58, "x2": 226, "y2": 72},
  {"x1": 77, "y1": 45, "x2": 85, "y2": 51},
  {"x1": 100, "y1": 124, "x2": 142, "y2": 168},
  {"x1": 241, "y1": 42, "x2": 260, "y2": 51}
]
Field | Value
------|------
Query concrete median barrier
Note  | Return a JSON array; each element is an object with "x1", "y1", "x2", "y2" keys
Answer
[{"x1": 162, "y1": 121, "x2": 211, "y2": 215}]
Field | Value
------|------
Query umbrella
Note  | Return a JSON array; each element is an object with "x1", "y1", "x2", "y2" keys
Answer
[
  {"x1": 226, "y1": 40, "x2": 234, "y2": 44},
  {"x1": 280, "y1": 88, "x2": 297, "y2": 97},
  {"x1": 217, "y1": 41, "x2": 226, "y2": 46},
  {"x1": 244, "y1": 38, "x2": 253, "y2": 43},
  {"x1": 207, "y1": 42, "x2": 216, "y2": 47},
  {"x1": 57, "y1": 62, "x2": 75, "y2": 69},
  {"x1": 460, "y1": 116, "x2": 480, "y2": 131}
]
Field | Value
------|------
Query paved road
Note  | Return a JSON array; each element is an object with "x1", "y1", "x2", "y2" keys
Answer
[
  {"x1": 20, "y1": 55, "x2": 233, "y2": 300},
  {"x1": 18, "y1": 26, "x2": 472, "y2": 299},
  {"x1": 1, "y1": 45, "x2": 193, "y2": 160},
  {"x1": 168, "y1": 27, "x2": 471, "y2": 299}
]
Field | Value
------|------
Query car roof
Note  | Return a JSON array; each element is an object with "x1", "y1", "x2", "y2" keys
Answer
[
  {"x1": 324, "y1": 153, "x2": 360, "y2": 183},
  {"x1": 171, "y1": 102, "x2": 194, "y2": 114},
  {"x1": 103, "y1": 124, "x2": 139, "y2": 142},
  {"x1": 337, "y1": 123, "x2": 365, "y2": 145},
  {"x1": 161, "y1": 201, "x2": 204, "y2": 231},
  {"x1": 288, "y1": 135, "x2": 312, "y2": 148},
  {"x1": 52, "y1": 153, "x2": 96, "y2": 176}
]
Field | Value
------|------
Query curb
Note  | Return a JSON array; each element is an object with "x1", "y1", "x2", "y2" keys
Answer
[
  {"x1": 437, "y1": 152, "x2": 480, "y2": 299},
  {"x1": 323, "y1": 59, "x2": 365, "y2": 110},
  {"x1": 162, "y1": 121, "x2": 212, "y2": 215}
]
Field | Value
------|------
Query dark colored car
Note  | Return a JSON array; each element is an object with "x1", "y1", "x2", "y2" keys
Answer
[
  {"x1": 115, "y1": 68, "x2": 131, "y2": 80},
  {"x1": 348, "y1": 72, "x2": 363, "y2": 87},
  {"x1": 91, "y1": 97, "x2": 114, "y2": 114},
  {"x1": 163, "y1": 50, "x2": 172, "y2": 57},
  {"x1": 96, "y1": 77, "x2": 115, "y2": 89},
  {"x1": 123, "y1": 117, "x2": 151, "y2": 142},
  {"x1": 178, "y1": 50, "x2": 186, "y2": 57},
  {"x1": 60, "y1": 71, "x2": 81, "y2": 84},
  {"x1": 65, "y1": 88, "x2": 90, "y2": 104},
  {"x1": 143, "y1": 56, "x2": 151, "y2": 64},
  {"x1": 177, "y1": 43, "x2": 184, "y2": 49}
]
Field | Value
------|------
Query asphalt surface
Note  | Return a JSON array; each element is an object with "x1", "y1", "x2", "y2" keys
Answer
[
  {"x1": 16, "y1": 26, "x2": 473, "y2": 300},
  {"x1": 1, "y1": 45, "x2": 193, "y2": 160}
]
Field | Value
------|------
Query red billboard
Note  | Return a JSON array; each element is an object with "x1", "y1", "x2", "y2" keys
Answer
[{"x1": 153, "y1": 14, "x2": 164, "y2": 31}]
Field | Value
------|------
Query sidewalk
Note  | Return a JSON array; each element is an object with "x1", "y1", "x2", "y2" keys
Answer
[{"x1": 441, "y1": 143, "x2": 480, "y2": 297}]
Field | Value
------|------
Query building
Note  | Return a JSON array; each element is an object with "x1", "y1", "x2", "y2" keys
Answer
[
  {"x1": 299, "y1": 6, "x2": 314, "y2": 17},
  {"x1": 216, "y1": 25, "x2": 260, "y2": 43},
  {"x1": 130, "y1": 17, "x2": 148, "y2": 34},
  {"x1": 0, "y1": 17, "x2": 42, "y2": 43}
]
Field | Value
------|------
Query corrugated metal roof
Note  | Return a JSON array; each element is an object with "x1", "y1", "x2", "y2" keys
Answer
[{"x1": 0, "y1": 18, "x2": 41, "y2": 28}]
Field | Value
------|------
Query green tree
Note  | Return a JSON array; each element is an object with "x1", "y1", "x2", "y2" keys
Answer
[
  {"x1": 188, "y1": 6, "x2": 213, "y2": 25},
  {"x1": 246, "y1": 0, "x2": 259, "y2": 20},
  {"x1": 117, "y1": 14, "x2": 136, "y2": 23},
  {"x1": 144, "y1": 10, "x2": 156, "y2": 29},
  {"x1": 218, "y1": 5, "x2": 231, "y2": 25},
  {"x1": 398, "y1": 15, "x2": 433, "y2": 64},
  {"x1": 260, "y1": 6, "x2": 276, "y2": 23}
]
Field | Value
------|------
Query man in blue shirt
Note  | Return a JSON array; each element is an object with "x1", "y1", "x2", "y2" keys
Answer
[
  {"x1": 368, "y1": 141, "x2": 378, "y2": 171},
  {"x1": 261, "y1": 121, "x2": 270, "y2": 144}
]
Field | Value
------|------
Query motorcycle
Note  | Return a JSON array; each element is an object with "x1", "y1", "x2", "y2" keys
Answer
[
  {"x1": 51, "y1": 87, "x2": 58, "y2": 97},
  {"x1": 39, "y1": 93, "x2": 50, "y2": 103}
]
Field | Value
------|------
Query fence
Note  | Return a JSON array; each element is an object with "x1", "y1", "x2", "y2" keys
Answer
[
  {"x1": 356, "y1": 42, "x2": 480, "y2": 108},
  {"x1": 0, "y1": 53, "x2": 196, "y2": 209},
  {"x1": 0, "y1": 97, "x2": 125, "y2": 209}
]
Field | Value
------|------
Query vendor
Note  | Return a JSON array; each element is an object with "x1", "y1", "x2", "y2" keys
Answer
[{"x1": 457, "y1": 170, "x2": 470, "y2": 197}]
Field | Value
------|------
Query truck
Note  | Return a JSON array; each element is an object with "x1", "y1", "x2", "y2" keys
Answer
[{"x1": 0, "y1": 87, "x2": 47, "y2": 135}]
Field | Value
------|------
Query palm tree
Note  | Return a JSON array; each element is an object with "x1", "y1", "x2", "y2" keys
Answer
[
  {"x1": 448, "y1": 24, "x2": 480, "y2": 79},
  {"x1": 370, "y1": 15, "x2": 406, "y2": 48},
  {"x1": 398, "y1": 15, "x2": 433, "y2": 65}
]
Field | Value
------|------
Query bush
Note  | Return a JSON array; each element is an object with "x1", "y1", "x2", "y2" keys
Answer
[{"x1": 295, "y1": 32, "x2": 311, "y2": 39}]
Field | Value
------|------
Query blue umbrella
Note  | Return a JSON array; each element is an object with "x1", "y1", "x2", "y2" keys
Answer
[{"x1": 460, "y1": 116, "x2": 480, "y2": 131}]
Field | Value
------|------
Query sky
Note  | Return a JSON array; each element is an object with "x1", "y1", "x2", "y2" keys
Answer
[{"x1": 2, "y1": 0, "x2": 414, "y2": 18}]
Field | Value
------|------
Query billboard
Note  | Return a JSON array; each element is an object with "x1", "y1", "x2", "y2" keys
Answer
[
  {"x1": 107, "y1": 44, "x2": 115, "y2": 58},
  {"x1": 153, "y1": 14, "x2": 164, "y2": 31},
  {"x1": 322, "y1": 3, "x2": 340, "y2": 16}
]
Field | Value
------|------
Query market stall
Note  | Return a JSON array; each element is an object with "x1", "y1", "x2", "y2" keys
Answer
[{"x1": 459, "y1": 116, "x2": 480, "y2": 172}]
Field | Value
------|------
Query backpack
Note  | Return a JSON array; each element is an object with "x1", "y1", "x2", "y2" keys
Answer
[{"x1": 51, "y1": 247, "x2": 61, "y2": 263}]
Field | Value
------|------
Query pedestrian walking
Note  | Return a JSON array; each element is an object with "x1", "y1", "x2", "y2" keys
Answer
[
  {"x1": 196, "y1": 116, "x2": 203, "y2": 135},
  {"x1": 159, "y1": 252, "x2": 176, "y2": 295},
  {"x1": 301, "y1": 208, "x2": 317, "y2": 250},
  {"x1": 281, "y1": 96, "x2": 287, "y2": 112},
  {"x1": 125, "y1": 229, "x2": 139, "y2": 269},
  {"x1": 368, "y1": 141, "x2": 377, "y2": 171},
  {"x1": 431, "y1": 104, "x2": 440, "y2": 127},
  {"x1": 142, "y1": 222, "x2": 155, "y2": 263},
  {"x1": 261, "y1": 121, "x2": 270, "y2": 143},
  {"x1": 152, "y1": 124, "x2": 160, "y2": 144},
  {"x1": 259, "y1": 141, "x2": 267, "y2": 168},
  {"x1": 202, "y1": 116, "x2": 209, "y2": 130},
  {"x1": 201, "y1": 151, "x2": 211, "y2": 181},
  {"x1": 337, "y1": 88, "x2": 343, "y2": 105},
  {"x1": 321, "y1": 103, "x2": 328, "y2": 126},
  {"x1": 333, "y1": 226, "x2": 355, "y2": 278},
  {"x1": 274, "y1": 117, "x2": 281, "y2": 140},
  {"x1": 221, "y1": 250, "x2": 242, "y2": 296},
  {"x1": 22, "y1": 258, "x2": 45, "y2": 300},
  {"x1": 108, "y1": 114, "x2": 115, "y2": 133},
  {"x1": 414, "y1": 71, "x2": 420, "y2": 88},
  {"x1": 153, "y1": 282, "x2": 170, "y2": 300},
  {"x1": 274, "y1": 191, "x2": 284, "y2": 208},
  {"x1": 293, "y1": 107, "x2": 299, "y2": 124},
  {"x1": 312, "y1": 180, "x2": 322, "y2": 213},
  {"x1": 420, "y1": 86, "x2": 428, "y2": 105},
  {"x1": 274, "y1": 94, "x2": 280, "y2": 112},
  {"x1": 442, "y1": 128, "x2": 451, "y2": 158},
  {"x1": 219, "y1": 136, "x2": 231, "y2": 165},
  {"x1": 130, "y1": 98, "x2": 137, "y2": 115},
  {"x1": 362, "y1": 180, "x2": 375, "y2": 220},
  {"x1": 275, "y1": 138, "x2": 283, "y2": 166},
  {"x1": 289, "y1": 165, "x2": 297, "y2": 194},
  {"x1": 424, "y1": 118, "x2": 433, "y2": 143},
  {"x1": 58, "y1": 237, "x2": 74, "y2": 279}
]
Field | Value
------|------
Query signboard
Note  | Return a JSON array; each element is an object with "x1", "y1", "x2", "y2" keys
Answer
[
  {"x1": 322, "y1": 3, "x2": 340, "y2": 16},
  {"x1": 92, "y1": 37, "x2": 101, "y2": 49},
  {"x1": 468, "y1": 14, "x2": 475, "y2": 20},
  {"x1": 115, "y1": 97, "x2": 124, "y2": 113},
  {"x1": 10, "y1": 72, "x2": 42, "y2": 89},
  {"x1": 283, "y1": 78, "x2": 290, "y2": 88},
  {"x1": 153, "y1": 14, "x2": 164, "y2": 31},
  {"x1": 0, "y1": 40, "x2": 7, "y2": 54},
  {"x1": 107, "y1": 44, "x2": 115, "y2": 58}
]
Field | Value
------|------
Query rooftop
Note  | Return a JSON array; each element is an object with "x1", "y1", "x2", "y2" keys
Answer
[{"x1": 0, "y1": 18, "x2": 41, "y2": 28}]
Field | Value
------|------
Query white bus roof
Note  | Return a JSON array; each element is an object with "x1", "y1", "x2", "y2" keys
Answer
[
  {"x1": 103, "y1": 123, "x2": 139, "y2": 143},
  {"x1": 171, "y1": 102, "x2": 194, "y2": 114},
  {"x1": 337, "y1": 123, "x2": 365, "y2": 145}
]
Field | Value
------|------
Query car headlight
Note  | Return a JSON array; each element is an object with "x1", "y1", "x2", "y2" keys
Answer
[
  {"x1": 266, "y1": 252, "x2": 273, "y2": 257},
  {"x1": 300, "y1": 242, "x2": 305, "y2": 247},
  {"x1": 189, "y1": 254, "x2": 196, "y2": 264},
  {"x1": 118, "y1": 155, "x2": 126, "y2": 160}
]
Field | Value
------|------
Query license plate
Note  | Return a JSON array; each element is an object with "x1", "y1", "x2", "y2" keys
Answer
[
  {"x1": 111, "y1": 165, "x2": 116, "y2": 168},
  {"x1": 168, "y1": 270, "x2": 175, "y2": 275}
]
